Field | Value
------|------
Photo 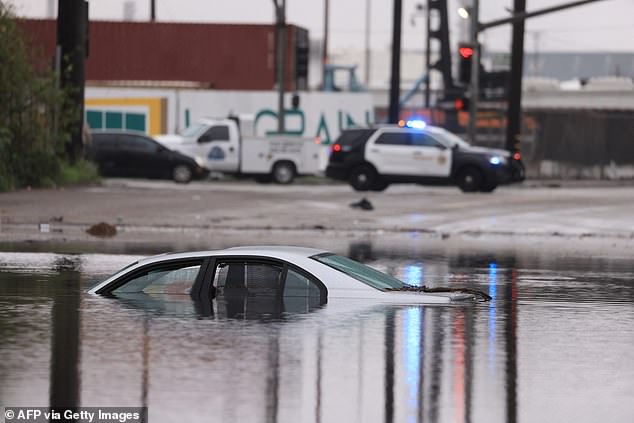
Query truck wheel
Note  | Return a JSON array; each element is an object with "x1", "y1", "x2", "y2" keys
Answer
[
  {"x1": 456, "y1": 167, "x2": 482, "y2": 192},
  {"x1": 172, "y1": 165, "x2": 193, "y2": 183},
  {"x1": 349, "y1": 165, "x2": 376, "y2": 191},
  {"x1": 272, "y1": 162, "x2": 295, "y2": 184}
]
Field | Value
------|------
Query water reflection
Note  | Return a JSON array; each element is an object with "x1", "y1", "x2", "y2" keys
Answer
[
  {"x1": 0, "y1": 248, "x2": 633, "y2": 423},
  {"x1": 50, "y1": 267, "x2": 81, "y2": 411}
]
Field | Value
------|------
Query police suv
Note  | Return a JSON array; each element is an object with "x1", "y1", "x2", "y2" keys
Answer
[{"x1": 325, "y1": 120, "x2": 524, "y2": 193}]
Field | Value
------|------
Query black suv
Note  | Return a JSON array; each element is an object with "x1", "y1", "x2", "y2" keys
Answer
[
  {"x1": 326, "y1": 123, "x2": 525, "y2": 192},
  {"x1": 86, "y1": 131, "x2": 209, "y2": 183}
]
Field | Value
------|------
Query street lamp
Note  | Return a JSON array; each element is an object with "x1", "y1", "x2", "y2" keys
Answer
[{"x1": 457, "y1": 7, "x2": 470, "y2": 19}]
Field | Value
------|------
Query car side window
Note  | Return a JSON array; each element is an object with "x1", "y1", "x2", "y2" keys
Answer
[
  {"x1": 120, "y1": 135, "x2": 159, "y2": 153},
  {"x1": 375, "y1": 132, "x2": 410, "y2": 146},
  {"x1": 409, "y1": 132, "x2": 445, "y2": 148},
  {"x1": 91, "y1": 134, "x2": 119, "y2": 150},
  {"x1": 213, "y1": 261, "x2": 284, "y2": 296},
  {"x1": 112, "y1": 261, "x2": 203, "y2": 295},
  {"x1": 198, "y1": 125, "x2": 230, "y2": 143},
  {"x1": 284, "y1": 268, "x2": 321, "y2": 298}
]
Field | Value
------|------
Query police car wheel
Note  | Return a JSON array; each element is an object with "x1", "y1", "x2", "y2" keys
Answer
[
  {"x1": 173, "y1": 165, "x2": 193, "y2": 184},
  {"x1": 456, "y1": 167, "x2": 482, "y2": 192},
  {"x1": 349, "y1": 165, "x2": 376, "y2": 191}
]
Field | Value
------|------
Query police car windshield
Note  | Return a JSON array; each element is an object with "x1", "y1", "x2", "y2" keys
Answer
[{"x1": 429, "y1": 127, "x2": 471, "y2": 149}]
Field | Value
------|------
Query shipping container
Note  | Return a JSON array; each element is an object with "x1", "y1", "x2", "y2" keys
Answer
[{"x1": 17, "y1": 19, "x2": 308, "y2": 91}]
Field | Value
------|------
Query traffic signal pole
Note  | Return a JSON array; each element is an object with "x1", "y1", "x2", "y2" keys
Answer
[
  {"x1": 467, "y1": 0, "x2": 479, "y2": 143},
  {"x1": 388, "y1": 0, "x2": 403, "y2": 124},
  {"x1": 424, "y1": 0, "x2": 431, "y2": 108},
  {"x1": 273, "y1": 0, "x2": 286, "y2": 133},
  {"x1": 505, "y1": 0, "x2": 526, "y2": 154}
]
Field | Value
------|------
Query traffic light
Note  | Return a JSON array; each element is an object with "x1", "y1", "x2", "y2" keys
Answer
[
  {"x1": 458, "y1": 42, "x2": 474, "y2": 86},
  {"x1": 454, "y1": 96, "x2": 470, "y2": 111},
  {"x1": 293, "y1": 27, "x2": 309, "y2": 91},
  {"x1": 295, "y1": 45, "x2": 309, "y2": 79}
]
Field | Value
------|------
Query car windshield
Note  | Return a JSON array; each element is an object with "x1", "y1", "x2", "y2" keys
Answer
[
  {"x1": 429, "y1": 127, "x2": 471, "y2": 149},
  {"x1": 312, "y1": 254, "x2": 407, "y2": 291},
  {"x1": 181, "y1": 123, "x2": 207, "y2": 138}
]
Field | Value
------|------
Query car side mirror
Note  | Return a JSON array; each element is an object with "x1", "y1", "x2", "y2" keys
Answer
[{"x1": 452, "y1": 144, "x2": 459, "y2": 151}]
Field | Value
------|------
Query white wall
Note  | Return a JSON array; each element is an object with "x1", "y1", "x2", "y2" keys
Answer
[{"x1": 86, "y1": 87, "x2": 374, "y2": 144}]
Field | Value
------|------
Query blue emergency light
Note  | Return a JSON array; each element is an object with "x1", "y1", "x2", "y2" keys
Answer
[{"x1": 405, "y1": 119, "x2": 427, "y2": 130}]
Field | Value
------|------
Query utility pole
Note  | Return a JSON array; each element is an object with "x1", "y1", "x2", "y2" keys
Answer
[
  {"x1": 57, "y1": 0, "x2": 89, "y2": 164},
  {"x1": 504, "y1": 0, "x2": 525, "y2": 154},
  {"x1": 273, "y1": 0, "x2": 286, "y2": 133},
  {"x1": 322, "y1": 0, "x2": 330, "y2": 89},
  {"x1": 424, "y1": 0, "x2": 431, "y2": 108},
  {"x1": 150, "y1": 0, "x2": 156, "y2": 21},
  {"x1": 364, "y1": 0, "x2": 371, "y2": 86},
  {"x1": 388, "y1": 0, "x2": 403, "y2": 124},
  {"x1": 467, "y1": 0, "x2": 479, "y2": 143}
]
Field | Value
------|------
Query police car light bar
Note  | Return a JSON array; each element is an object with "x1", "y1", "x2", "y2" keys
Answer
[{"x1": 398, "y1": 119, "x2": 427, "y2": 130}]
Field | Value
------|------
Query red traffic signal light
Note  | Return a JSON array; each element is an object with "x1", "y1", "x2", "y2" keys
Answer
[
  {"x1": 457, "y1": 43, "x2": 474, "y2": 85},
  {"x1": 459, "y1": 46, "x2": 474, "y2": 59},
  {"x1": 455, "y1": 97, "x2": 470, "y2": 111}
]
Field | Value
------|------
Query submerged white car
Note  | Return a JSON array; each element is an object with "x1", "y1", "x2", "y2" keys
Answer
[{"x1": 89, "y1": 246, "x2": 487, "y2": 304}]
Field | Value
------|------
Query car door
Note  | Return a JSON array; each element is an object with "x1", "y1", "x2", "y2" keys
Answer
[
  {"x1": 366, "y1": 130, "x2": 451, "y2": 177},
  {"x1": 118, "y1": 133, "x2": 168, "y2": 178},
  {"x1": 366, "y1": 129, "x2": 450, "y2": 178},
  {"x1": 365, "y1": 131, "x2": 411, "y2": 175},
  {"x1": 202, "y1": 257, "x2": 326, "y2": 318},
  {"x1": 408, "y1": 131, "x2": 452, "y2": 177}
]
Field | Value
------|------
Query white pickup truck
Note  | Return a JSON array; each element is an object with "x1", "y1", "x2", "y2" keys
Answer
[{"x1": 155, "y1": 116, "x2": 321, "y2": 184}]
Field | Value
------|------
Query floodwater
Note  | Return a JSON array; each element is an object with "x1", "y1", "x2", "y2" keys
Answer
[{"x1": 1, "y1": 244, "x2": 633, "y2": 423}]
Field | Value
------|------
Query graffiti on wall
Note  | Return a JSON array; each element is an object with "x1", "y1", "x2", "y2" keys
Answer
[{"x1": 252, "y1": 108, "x2": 374, "y2": 144}]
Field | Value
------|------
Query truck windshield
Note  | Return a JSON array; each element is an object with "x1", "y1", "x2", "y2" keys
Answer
[
  {"x1": 181, "y1": 123, "x2": 207, "y2": 138},
  {"x1": 311, "y1": 253, "x2": 406, "y2": 291}
]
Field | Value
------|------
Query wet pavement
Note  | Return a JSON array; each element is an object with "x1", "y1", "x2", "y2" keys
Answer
[
  {"x1": 0, "y1": 246, "x2": 633, "y2": 423},
  {"x1": 1, "y1": 179, "x2": 634, "y2": 257}
]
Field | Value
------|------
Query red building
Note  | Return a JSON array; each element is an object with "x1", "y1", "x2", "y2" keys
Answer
[{"x1": 17, "y1": 19, "x2": 308, "y2": 91}]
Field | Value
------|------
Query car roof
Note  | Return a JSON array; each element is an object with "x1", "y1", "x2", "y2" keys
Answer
[
  {"x1": 91, "y1": 129, "x2": 148, "y2": 134},
  {"x1": 87, "y1": 246, "x2": 332, "y2": 294},
  {"x1": 137, "y1": 245, "x2": 329, "y2": 266}
]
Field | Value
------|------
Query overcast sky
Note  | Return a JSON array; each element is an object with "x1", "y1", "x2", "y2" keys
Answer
[{"x1": 8, "y1": 0, "x2": 634, "y2": 53}]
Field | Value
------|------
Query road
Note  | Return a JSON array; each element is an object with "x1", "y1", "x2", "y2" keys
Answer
[{"x1": 1, "y1": 179, "x2": 633, "y2": 256}]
